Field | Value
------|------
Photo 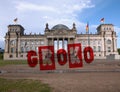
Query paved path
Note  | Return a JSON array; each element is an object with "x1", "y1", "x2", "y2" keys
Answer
[{"x1": 0, "y1": 60, "x2": 120, "y2": 92}]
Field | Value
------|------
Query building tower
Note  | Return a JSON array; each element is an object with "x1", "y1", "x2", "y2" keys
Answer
[
  {"x1": 4, "y1": 24, "x2": 24, "y2": 59},
  {"x1": 97, "y1": 24, "x2": 118, "y2": 56}
]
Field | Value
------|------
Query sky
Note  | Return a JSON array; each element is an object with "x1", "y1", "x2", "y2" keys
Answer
[{"x1": 0, "y1": 0, "x2": 120, "y2": 49}]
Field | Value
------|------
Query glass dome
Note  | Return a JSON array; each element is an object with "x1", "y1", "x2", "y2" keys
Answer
[{"x1": 51, "y1": 24, "x2": 69, "y2": 30}]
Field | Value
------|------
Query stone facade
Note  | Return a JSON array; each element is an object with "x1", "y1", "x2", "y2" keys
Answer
[{"x1": 4, "y1": 23, "x2": 118, "y2": 60}]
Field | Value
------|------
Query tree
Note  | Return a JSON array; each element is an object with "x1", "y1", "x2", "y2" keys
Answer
[{"x1": 118, "y1": 48, "x2": 120, "y2": 55}]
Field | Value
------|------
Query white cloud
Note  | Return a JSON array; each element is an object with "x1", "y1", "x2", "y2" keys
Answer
[
  {"x1": 15, "y1": 1, "x2": 56, "y2": 12},
  {"x1": 115, "y1": 26, "x2": 120, "y2": 34},
  {"x1": 14, "y1": 0, "x2": 95, "y2": 17},
  {"x1": 13, "y1": 0, "x2": 95, "y2": 33}
]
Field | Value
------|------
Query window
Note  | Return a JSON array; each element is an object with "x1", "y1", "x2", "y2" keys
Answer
[
  {"x1": 107, "y1": 40, "x2": 111, "y2": 44},
  {"x1": 36, "y1": 41, "x2": 39, "y2": 44},
  {"x1": 10, "y1": 40, "x2": 15, "y2": 45},
  {"x1": 21, "y1": 47, "x2": 24, "y2": 53},
  {"x1": 31, "y1": 41, "x2": 34, "y2": 44},
  {"x1": 11, "y1": 48, "x2": 14, "y2": 53},
  {"x1": 93, "y1": 40, "x2": 96, "y2": 44},
  {"x1": 26, "y1": 41, "x2": 29, "y2": 45},
  {"x1": 93, "y1": 46, "x2": 96, "y2": 52},
  {"x1": 104, "y1": 28, "x2": 106, "y2": 30},
  {"x1": 31, "y1": 46, "x2": 35, "y2": 50},
  {"x1": 21, "y1": 41, "x2": 25, "y2": 45},
  {"x1": 41, "y1": 41, "x2": 44, "y2": 45},
  {"x1": 98, "y1": 46, "x2": 101, "y2": 52},
  {"x1": 82, "y1": 40, "x2": 86, "y2": 45},
  {"x1": 26, "y1": 47, "x2": 30, "y2": 52},
  {"x1": 98, "y1": 40, "x2": 101, "y2": 44},
  {"x1": 107, "y1": 47, "x2": 111, "y2": 52}
]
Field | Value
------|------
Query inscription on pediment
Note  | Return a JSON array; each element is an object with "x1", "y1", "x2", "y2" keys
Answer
[{"x1": 52, "y1": 30, "x2": 68, "y2": 35}]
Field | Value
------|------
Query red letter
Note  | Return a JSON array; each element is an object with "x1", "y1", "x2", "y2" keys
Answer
[
  {"x1": 39, "y1": 46, "x2": 56, "y2": 70},
  {"x1": 27, "y1": 50, "x2": 38, "y2": 67},
  {"x1": 57, "y1": 49, "x2": 67, "y2": 65},
  {"x1": 68, "y1": 43, "x2": 83, "y2": 68},
  {"x1": 84, "y1": 46, "x2": 94, "y2": 63}
]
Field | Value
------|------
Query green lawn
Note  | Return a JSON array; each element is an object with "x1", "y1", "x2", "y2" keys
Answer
[
  {"x1": 0, "y1": 78, "x2": 52, "y2": 92},
  {"x1": 0, "y1": 60, "x2": 28, "y2": 66}
]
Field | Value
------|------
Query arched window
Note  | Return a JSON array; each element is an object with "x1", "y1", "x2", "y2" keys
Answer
[
  {"x1": 10, "y1": 40, "x2": 15, "y2": 45},
  {"x1": 107, "y1": 40, "x2": 111, "y2": 44}
]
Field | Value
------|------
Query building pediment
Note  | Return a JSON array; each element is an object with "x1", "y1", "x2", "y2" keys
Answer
[
  {"x1": 51, "y1": 29, "x2": 69, "y2": 35},
  {"x1": 45, "y1": 24, "x2": 77, "y2": 35}
]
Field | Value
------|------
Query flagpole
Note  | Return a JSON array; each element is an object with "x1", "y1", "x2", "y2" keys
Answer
[{"x1": 87, "y1": 22, "x2": 90, "y2": 46}]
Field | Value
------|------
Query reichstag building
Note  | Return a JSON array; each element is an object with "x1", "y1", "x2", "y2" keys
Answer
[{"x1": 4, "y1": 23, "x2": 118, "y2": 60}]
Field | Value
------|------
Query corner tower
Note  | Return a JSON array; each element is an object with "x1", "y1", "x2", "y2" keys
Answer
[
  {"x1": 4, "y1": 24, "x2": 24, "y2": 60},
  {"x1": 97, "y1": 24, "x2": 117, "y2": 56}
]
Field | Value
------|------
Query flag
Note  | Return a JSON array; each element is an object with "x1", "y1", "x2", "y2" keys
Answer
[
  {"x1": 86, "y1": 22, "x2": 89, "y2": 32},
  {"x1": 14, "y1": 18, "x2": 18, "y2": 22},
  {"x1": 100, "y1": 18, "x2": 104, "y2": 22}
]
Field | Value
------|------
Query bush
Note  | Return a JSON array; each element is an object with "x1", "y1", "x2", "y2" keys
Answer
[
  {"x1": 0, "y1": 52, "x2": 3, "y2": 60},
  {"x1": 118, "y1": 48, "x2": 120, "y2": 55}
]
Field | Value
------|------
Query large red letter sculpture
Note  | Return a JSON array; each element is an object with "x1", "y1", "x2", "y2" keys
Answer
[
  {"x1": 68, "y1": 43, "x2": 83, "y2": 68},
  {"x1": 57, "y1": 49, "x2": 67, "y2": 65},
  {"x1": 38, "y1": 46, "x2": 56, "y2": 70},
  {"x1": 27, "y1": 50, "x2": 38, "y2": 67},
  {"x1": 84, "y1": 46, "x2": 94, "y2": 63}
]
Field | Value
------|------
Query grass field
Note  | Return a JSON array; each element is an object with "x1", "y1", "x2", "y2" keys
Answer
[
  {"x1": 0, "y1": 60, "x2": 27, "y2": 66},
  {"x1": 0, "y1": 54, "x2": 52, "y2": 92},
  {"x1": 0, "y1": 78, "x2": 52, "y2": 92}
]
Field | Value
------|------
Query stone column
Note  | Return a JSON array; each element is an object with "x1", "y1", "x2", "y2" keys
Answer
[
  {"x1": 68, "y1": 38, "x2": 70, "y2": 44},
  {"x1": 62, "y1": 38, "x2": 64, "y2": 49},
  {"x1": 18, "y1": 38, "x2": 21, "y2": 53},
  {"x1": 52, "y1": 38, "x2": 54, "y2": 46},
  {"x1": 57, "y1": 38, "x2": 59, "y2": 50},
  {"x1": 8, "y1": 39, "x2": 10, "y2": 53},
  {"x1": 16, "y1": 38, "x2": 18, "y2": 57},
  {"x1": 114, "y1": 38, "x2": 117, "y2": 52},
  {"x1": 112, "y1": 38, "x2": 114, "y2": 52},
  {"x1": 104, "y1": 38, "x2": 106, "y2": 56},
  {"x1": 5, "y1": 39, "x2": 8, "y2": 53}
]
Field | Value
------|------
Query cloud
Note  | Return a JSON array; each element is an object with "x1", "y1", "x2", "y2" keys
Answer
[
  {"x1": 13, "y1": 0, "x2": 95, "y2": 32},
  {"x1": 15, "y1": 0, "x2": 94, "y2": 13},
  {"x1": 15, "y1": 1, "x2": 56, "y2": 12},
  {"x1": 114, "y1": 26, "x2": 120, "y2": 34}
]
